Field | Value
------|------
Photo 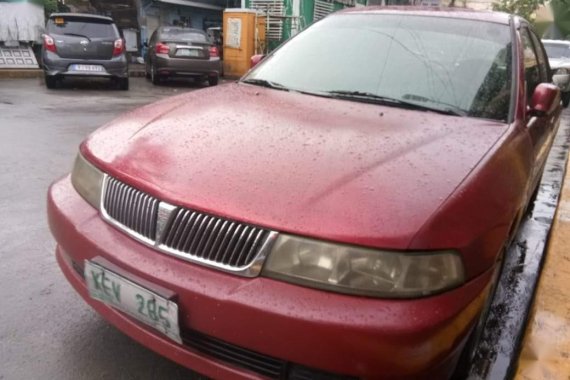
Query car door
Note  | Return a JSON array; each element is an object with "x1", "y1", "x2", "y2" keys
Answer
[{"x1": 522, "y1": 26, "x2": 561, "y2": 194}]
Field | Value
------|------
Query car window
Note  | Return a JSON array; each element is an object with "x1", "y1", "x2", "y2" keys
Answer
[
  {"x1": 159, "y1": 28, "x2": 208, "y2": 42},
  {"x1": 47, "y1": 17, "x2": 118, "y2": 39},
  {"x1": 245, "y1": 14, "x2": 513, "y2": 122},
  {"x1": 544, "y1": 43, "x2": 570, "y2": 59},
  {"x1": 521, "y1": 28, "x2": 541, "y2": 104},
  {"x1": 529, "y1": 31, "x2": 550, "y2": 82}
]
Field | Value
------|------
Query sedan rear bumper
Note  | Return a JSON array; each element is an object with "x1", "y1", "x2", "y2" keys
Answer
[
  {"x1": 154, "y1": 54, "x2": 221, "y2": 77},
  {"x1": 48, "y1": 175, "x2": 494, "y2": 379}
]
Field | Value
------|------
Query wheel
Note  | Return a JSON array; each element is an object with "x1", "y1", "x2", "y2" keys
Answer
[
  {"x1": 208, "y1": 75, "x2": 219, "y2": 86},
  {"x1": 45, "y1": 75, "x2": 57, "y2": 89},
  {"x1": 118, "y1": 77, "x2": 129, "y2": 91},
  {"x1": 562, "y1": 92, "x2": 570, "y2": 108},
  {"x1": 451, "y1": 253, "x2": 504, "y2": 380},
  {"x1": 151, "y1": 63, "x2": 161, "y2": 85}
]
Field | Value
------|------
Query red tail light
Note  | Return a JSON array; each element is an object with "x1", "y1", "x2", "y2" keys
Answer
[
  {"x1": 156, "y1": 42, "x2": 170, "y2": 55},
  {"x1": 43, "y1": 34, "x2": 57, "y2": 53},
  {"x1": 113, "y1": 38, "x2": 125, "y2": 56},
  {"x1": 209, "y1": 46, "x2": 219, "y2": 58}
]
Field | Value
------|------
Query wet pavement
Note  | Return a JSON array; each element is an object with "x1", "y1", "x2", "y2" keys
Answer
[
  {"x1": 467, "y1": 110, "x2": 570, "y2": 380},
  {"x1": 515, "y1": 121, "x2": 570, "y2": 377},
  {"x1": 0, "y1": 77, "x2": 206, "y2": 380}
]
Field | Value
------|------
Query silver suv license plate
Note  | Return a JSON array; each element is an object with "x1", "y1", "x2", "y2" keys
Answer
[
  {"x1": 84, "y1": 260, "x2": 181, "y2": 344},
  {"x1": 70, "y1": 64, "x2": 103, "y2": 72}
]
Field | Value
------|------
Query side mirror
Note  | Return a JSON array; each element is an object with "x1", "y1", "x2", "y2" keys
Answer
[
  {"x1": 251, "y1": 54, "x2": 265, "y2": 68},
  {"x1": 143, "y1": 41, "x2": 149, "y2": 48},
  {"x1": 529, "y1": 83, "x2": 561, "y2": 117}
]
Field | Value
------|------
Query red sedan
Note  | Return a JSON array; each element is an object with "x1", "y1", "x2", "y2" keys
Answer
[{"x1": 48, "y1": 7, "x2": 564, "y2": 380}]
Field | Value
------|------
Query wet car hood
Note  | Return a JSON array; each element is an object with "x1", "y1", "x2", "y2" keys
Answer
[{"x1": 84, "y1": 83, "x2": 508, "y2": 249}]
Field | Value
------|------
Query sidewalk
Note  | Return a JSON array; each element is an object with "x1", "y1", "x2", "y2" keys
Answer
[{"x1": 515, "y1": 117, "x2": 570, "y2": 379}]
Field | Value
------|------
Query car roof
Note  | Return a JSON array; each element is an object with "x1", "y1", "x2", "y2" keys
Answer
[
  {"x1": 337, "y1": 6, "x2": 513, "y2": 25},
  {"x1": 542, "y1": 39, "x2": 570, "y2": 46},
  {"x1": 49, "y1": 13, "x2": 114, "y2": 23}
]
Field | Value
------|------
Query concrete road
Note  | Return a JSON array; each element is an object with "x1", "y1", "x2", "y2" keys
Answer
[{"x1": 0, "y1": 78, "x2": 208, "y2": 380}]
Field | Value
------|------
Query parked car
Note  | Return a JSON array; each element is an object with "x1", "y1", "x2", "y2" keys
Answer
[
  {"x1": 48, "y1": 8, "x2": 564, "y2": 380},
  {"x1": 145, "y1": 27, "x2": 221, "y2": 86},
  {"x1": 42, "y1": 13, "x2": 128, "y2": 90},
  {"x1": 543, "y1": 39, "x2": 570, "y2": 107}
]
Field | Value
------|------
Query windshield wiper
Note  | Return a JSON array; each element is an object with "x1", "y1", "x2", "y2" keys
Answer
[
  {"x1": 326, "y1": 90, "x2": 466, "y2": 116},
  {"x1": 241, "y1": 78, "x2": 289, "y2": 91},
  {"x1": 63, "y1": 33, "x2": 91, "y2": 41},
  {"x1": 402, "y1": 93, "x2": 468, "y2": 117}
]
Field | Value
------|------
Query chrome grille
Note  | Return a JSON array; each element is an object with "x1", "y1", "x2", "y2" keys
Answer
[
  {"x1": 103, "y1": 177, "x2": 159, "y2": 241},
  {"x1": 101, "y1": 176, "x2": 276, "y2": 276},
  {"x1": 161, "y1": 209, "x2": 270, "y2": 268}
]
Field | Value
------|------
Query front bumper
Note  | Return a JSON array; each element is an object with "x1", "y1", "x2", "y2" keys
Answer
[
  {"x1": 48, "y1": 175, "x2": 494, "y2": 380},
  {"x1": 43, "y1": 51, "x2": 128, "y2": 79}
]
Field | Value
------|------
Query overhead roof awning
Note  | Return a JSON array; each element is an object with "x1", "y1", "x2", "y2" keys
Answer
[{"x1": 157, "y1": 0, "x2": 224, "y2": 11}]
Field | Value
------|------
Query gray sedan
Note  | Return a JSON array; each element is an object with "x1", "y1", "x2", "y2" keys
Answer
[{"x1": 145, "y1": 27, "x2": 222, "y2": 86}]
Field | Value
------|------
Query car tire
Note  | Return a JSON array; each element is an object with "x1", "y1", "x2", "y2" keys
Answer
[
  {"x1": 151, "y1": 64, "x2": 161, "y2": 85},
  {"x1": 119, "y1": 78, "x2": 129, "y2": 91},
  {"x1": 562, "y1": 92, "x2": 570, "y2": 108},
  {"x1": 45, "y1": 75, "x2": 57, "y2": 89},
  {"x1": 450, "y1": 251, "x2": 505, "y2": 380},
  {"x1": 208, "y1": 75, "x2": 219, "y2": 86}
]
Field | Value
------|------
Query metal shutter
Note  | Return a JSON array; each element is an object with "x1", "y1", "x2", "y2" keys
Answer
[
  {"x1": 314, "y1": 0, "x2": 335, "y2": 21},
  {"x1": 249, "y1": 0, "x2": 284, "y2": 41}
]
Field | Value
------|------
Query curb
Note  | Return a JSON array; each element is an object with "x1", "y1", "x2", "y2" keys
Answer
[{"x1": 0, "y1": 69, "x2": 43, "y2": 79}]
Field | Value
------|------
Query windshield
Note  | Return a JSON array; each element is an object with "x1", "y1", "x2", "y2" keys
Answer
[
  {"x1": 160, "y1": 28, "x2": 208, "y2": 42},
  {"x1": 244, "y1": 14, "x2": 513, "y2": 122},
  {"x1": 47, "y1": 18, "x2": 118, "y2": 39},
  {"x1": 544, "y1": 43, "x2": 570, "y2": 59}
]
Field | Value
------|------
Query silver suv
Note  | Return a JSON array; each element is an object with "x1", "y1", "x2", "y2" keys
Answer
[{"x1": 42, "y1": 13, "x2": 129, "y2": 90}]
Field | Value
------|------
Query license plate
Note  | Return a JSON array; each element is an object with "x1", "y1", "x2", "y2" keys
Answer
[
  {"x1": 84, "y1": 260, "x2": 181, "y2": 344},
  {"x1": 175, "y1": 48, "x2": 201, "y2": 58},
  {"x1": 70, "y1": 64, "x2": 104, "y2": 72}
]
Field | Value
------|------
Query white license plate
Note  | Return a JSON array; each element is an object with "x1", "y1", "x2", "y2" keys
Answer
[
  {"x1": 70, "y1": 64, "x2": 104, "y2": 72},
  {"x1": 175, "y1": 49, "x2": 202, "y2": 58},
  {"x1": 84, "y1": 260, "x2": 181, "y2": 344}
]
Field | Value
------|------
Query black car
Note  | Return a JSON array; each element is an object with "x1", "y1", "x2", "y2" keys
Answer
[{"x1": 42, "y1": 13, "x2": 129, "y2": 90}]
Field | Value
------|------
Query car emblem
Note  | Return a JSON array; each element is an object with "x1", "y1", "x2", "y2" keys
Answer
[{"x1": 80, "y1": 40, "x2": 89, "y2": 46}]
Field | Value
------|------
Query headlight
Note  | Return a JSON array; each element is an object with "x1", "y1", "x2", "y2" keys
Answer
[
  {"x1": 71, "y1": 153, "x2": 104, "y2": 209},
  {"x1": 262, "y1": 234, "x2": 465, "y2": 298}
]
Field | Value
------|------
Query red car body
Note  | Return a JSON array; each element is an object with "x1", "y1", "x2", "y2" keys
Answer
[{"x1": 48, "y1": 8, "x2": 562, "y2": 380}]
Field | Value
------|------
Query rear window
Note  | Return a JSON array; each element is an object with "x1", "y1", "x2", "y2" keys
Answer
[
  {"x1": 160, "y1": 28, "x2": 208, "y2": 42},
  {"x1": 47, "y1": 17, "x2": 118, "y2": 39}
]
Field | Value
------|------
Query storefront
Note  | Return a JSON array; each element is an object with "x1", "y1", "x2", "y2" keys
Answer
[{"x1": 89, "y1": 0, "x2": 239, "y2": 59}]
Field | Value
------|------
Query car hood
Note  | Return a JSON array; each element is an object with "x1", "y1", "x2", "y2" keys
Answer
[{"x1": 84, "y1": 83, "x2": 508, "y2": 249}]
